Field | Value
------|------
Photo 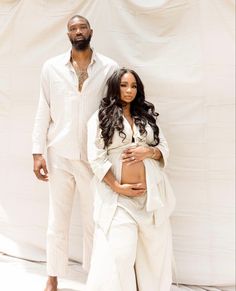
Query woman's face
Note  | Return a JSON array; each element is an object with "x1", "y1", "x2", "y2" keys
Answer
[{"x1": 120, "y1": 72, "x2": 137, "y2": 104}]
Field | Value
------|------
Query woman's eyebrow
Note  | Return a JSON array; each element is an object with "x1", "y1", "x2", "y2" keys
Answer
[{"x1": 120, "y1": 81, "x2": 137, "y2": 84}]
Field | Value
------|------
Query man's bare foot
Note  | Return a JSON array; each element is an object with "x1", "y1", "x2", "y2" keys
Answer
[{"x1": 44, "y1": 276, "x2": 58, "y2": 291}]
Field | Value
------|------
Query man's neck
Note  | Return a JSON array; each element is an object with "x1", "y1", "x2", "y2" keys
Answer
[{"x1": 71, "y1": 47, "x2": 92, "y2": 63}]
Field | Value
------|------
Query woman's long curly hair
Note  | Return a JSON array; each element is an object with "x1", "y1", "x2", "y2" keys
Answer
[{"x1": 98, "y1": 68, "x2": 160, "y2": 148}]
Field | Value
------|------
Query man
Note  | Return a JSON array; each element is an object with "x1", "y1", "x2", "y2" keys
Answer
[{"x1": 32, "y1": 15, "x2": 118, "y2": 291}]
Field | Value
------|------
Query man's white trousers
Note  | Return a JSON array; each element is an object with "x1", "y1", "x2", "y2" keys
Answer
[{"x1": 46, "y1": 148, "x2": 94, "y2": 276}]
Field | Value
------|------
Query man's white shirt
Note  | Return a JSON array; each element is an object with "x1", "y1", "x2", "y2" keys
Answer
[{"x1": 32, "y1": 49, "x2": 118, "y2": 160}]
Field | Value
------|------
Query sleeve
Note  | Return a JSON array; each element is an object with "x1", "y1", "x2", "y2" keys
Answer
[
  {"x1": 32, "y1": 62, "x2": 51, "y2": 154},
  {"x1": 87, "y1": 112, "x2": 112, "y2": 181},
  {"x1": 156, "y1": 124, "x2": 169, "y2": 168}
]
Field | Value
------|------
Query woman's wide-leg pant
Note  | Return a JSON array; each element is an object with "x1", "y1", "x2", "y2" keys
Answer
[{"x1": 86, "y1": 204, "x2": 173, "y2": 291}]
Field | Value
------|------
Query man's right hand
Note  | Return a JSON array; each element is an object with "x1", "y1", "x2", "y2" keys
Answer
[
  {"x1": 33, "y1": 154, "x2": 48, "y2": 182},
  {"x1": 115, "y1": 183, "x2": 146, "y2": 197}
]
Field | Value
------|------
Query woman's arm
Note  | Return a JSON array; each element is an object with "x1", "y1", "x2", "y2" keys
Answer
[
  {"x1": 154, "y1": 124, "x2": 169, "y2": 167},
  {"x1": 122, "y1": 146, "x2": 161, "y2": 163},
  {"x1": 103, "y1": 169, "x2": 146, "y2": 197},
  {"x1": 87, "y1": 112, "x2": 112, "y2": 182},
  {"x1": 122, "y1": 124, "x2": 169, "y2": 167}
]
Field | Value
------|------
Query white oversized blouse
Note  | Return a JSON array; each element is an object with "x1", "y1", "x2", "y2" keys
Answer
[{"x1": 87, "y1": 111, "x2": 176, "y2": 233}]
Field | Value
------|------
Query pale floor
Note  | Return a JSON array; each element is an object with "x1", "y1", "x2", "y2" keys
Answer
[{"x1": 0, "y1": 253, "x2": 234, "y2": 291}]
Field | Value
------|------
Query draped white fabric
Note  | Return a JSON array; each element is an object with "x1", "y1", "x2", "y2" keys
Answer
[{"x1": 0, "y1": 0, "x2": 234, "y2": 289}]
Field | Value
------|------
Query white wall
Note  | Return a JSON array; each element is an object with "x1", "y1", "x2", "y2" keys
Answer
[{"x1": 0, "y1": 0, "x2": 235, "y2": 287}]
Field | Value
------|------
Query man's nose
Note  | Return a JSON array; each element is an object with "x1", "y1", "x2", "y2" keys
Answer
[{"x1": 76, "y1": 28, "x2": 81, "y2": 34}]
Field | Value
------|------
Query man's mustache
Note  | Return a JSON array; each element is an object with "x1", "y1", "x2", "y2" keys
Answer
[{"x1": 74, "y1": 35, "x2": 85, "y2": 41}]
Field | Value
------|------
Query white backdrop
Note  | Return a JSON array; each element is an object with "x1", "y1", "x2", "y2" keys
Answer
[{"x1": 0, "y1": 0, "x2": 235, "y2": 289}]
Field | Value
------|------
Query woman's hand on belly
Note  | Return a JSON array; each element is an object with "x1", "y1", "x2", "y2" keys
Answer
[
  {"x1": 122, "y1": 146, "x2": 152, "y2": 164},
  {"x1": 103, "y1": 169, "x2": 146, "y2": 197},
  {"x1": 115, "y1": 182, "x2": 146, "y2": 197}
]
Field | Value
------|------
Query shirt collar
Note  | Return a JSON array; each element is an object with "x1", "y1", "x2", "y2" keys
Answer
[{"x1": 63, "y1": 47, "x2": 97, "y2": 66}]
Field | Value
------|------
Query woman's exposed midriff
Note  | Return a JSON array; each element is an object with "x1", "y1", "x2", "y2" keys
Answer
[{"x1": 121, "y1": 160, "x2": 146, "y2": 186}]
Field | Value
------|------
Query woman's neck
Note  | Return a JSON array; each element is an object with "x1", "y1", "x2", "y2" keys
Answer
[{"x1": 123, "y1": 104, "x2": 131, "y2": 117}]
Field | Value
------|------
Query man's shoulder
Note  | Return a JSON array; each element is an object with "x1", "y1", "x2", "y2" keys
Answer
[
  {"x1": 95, "y1": 52, "x2": 118, "y2": 68},
  {"x1": 43, "y1": 51, "x2": 69, "y2": 68}
]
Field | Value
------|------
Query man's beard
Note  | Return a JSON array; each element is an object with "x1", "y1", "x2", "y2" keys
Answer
[{"x1": 70, "y1": 35, "x2": 91, "y2": 51}]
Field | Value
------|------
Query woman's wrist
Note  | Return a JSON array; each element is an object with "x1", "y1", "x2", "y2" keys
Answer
[
  {"x1": 151, "y1": 147, "x2": 156, "y2": 159},
  {"x1": 148, "y1": 147, "x2": 156, "y2": 159},
  {"x1": 149, "y1": 147, "x2": 162, "y2": 160},
  {"x1": 113, "y1": 180, "x2": 121, "y2": 193}
]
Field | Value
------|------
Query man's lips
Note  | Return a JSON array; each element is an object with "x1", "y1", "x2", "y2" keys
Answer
[{"x1": 75, "y1": 36, "x2": 84, "y2": 41}]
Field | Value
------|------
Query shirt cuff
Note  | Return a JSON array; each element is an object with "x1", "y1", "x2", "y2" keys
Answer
[
  {"x1": 32, "y1": 143, "x2": 44, "y2": 154},
  {"x1": 156, "y1": 145, "x2": 167, "y2": 168},
  {"x1": 94, "y1": 160, "x2": 112, "y2": 182}
]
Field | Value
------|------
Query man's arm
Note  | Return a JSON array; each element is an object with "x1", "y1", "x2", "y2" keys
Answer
[
  {"x1": 32, "y1": 63, "x2": 51, "y2": 181},
  {"x1": 32, "y1": 62, "x2": 51, "y2": 154}
]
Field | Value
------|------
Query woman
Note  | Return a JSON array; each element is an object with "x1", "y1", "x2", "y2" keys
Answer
[{"x1": 86, "y1": 68, "x2": 176, "y2": 291}]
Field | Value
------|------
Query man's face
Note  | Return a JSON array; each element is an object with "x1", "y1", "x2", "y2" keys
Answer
[{"x1": 67, "y1": 17, "x2": 93, "y2": 51}]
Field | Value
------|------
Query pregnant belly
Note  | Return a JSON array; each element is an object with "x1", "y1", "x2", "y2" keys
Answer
[{"x1": 121, "y1": 161, "x2": 146, "y2": 185}]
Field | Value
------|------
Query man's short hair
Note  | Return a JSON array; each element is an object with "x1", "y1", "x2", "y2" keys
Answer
[{"x1": 67, "y1": 15, "x2": 91, "y2": 29}]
